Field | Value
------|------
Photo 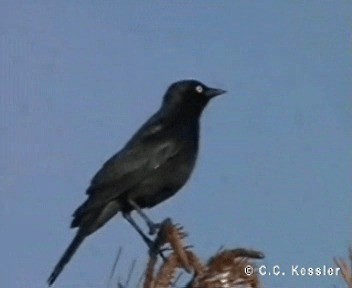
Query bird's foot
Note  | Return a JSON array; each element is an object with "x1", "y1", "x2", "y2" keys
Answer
[
  {"x1": 148, "y1": 222, "x2": 161, "y2": 235},
  {"x1": 147, "y1": 217, "x2": 173, "y2": 235},
  {"x1": 144, "y1": 235, "x2": 167, "y2": 261}
]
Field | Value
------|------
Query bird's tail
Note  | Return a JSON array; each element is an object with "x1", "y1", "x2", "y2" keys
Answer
[{"x1": 47, "y1": 231, "x2": 86, "y2": 287}]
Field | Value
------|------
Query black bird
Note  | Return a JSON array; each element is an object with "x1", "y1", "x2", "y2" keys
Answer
[{"x1": 47, "y1": 79, "x2": 226, "y2": 286}]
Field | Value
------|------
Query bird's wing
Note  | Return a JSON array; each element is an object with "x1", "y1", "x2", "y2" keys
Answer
[
  {"x1": 74, "y1": 140, "x2": 177, "y2": 216},
  {"x1": 71, "y1": 138, "x2": 179, "y2": 228},
  {"x1": 87, "y1": 114, "x2": 173, "y2": 195},
  {"x1": 76, "y1": 115, "x2": 179, "y2": 209},
  {"x1": 88, "y1": 139, "x2": 178, "y2": 195}
]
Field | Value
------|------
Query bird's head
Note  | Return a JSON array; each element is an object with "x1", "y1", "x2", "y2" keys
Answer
[{"x1": 162, "y1": 80, "x2": 226, "y2": 117}]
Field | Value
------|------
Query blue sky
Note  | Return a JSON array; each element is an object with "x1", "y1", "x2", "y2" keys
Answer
[{"x1": 1, "y1": 1, "x2": 351, "y2": 288}]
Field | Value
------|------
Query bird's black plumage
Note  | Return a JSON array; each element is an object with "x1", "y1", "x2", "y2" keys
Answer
[{"x1": 47, "y1": 79, "x2": 225, "y2": 286}]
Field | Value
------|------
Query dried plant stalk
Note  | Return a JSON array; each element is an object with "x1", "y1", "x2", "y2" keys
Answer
[
  {"x1": 144, "y1": 254, "x2": 157, "y2": 288},
  {"x1": 334, "y1": 246, "x2": 352, "y2": 288},
  {"x1": 154, "y1": 254, "x2": 180, "y2": 288},
  {"x1": 165, "y1": 223, "x2": 191, "y2": 272},
  {"x1": 190, "y1": 249, "x2": 263, "y2": 288},
  {"x1": 142, "y1": 219, "x2": 264, "y2": 288}
]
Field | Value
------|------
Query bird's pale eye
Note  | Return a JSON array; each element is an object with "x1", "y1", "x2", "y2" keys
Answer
[{"x1": 195, "y1": 85, "x2": 203, "y2": 93}]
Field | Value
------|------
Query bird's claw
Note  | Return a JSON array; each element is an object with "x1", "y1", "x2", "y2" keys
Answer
[{"x1": 148, "y1": 222, "x2": 161, "y2": 235}]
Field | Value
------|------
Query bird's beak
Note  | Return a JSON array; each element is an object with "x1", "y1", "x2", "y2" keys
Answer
[{"x1": 205, "y1": 87, "x2": 227, "y2": 98}]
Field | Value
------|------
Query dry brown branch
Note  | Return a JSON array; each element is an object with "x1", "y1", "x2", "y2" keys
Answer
[
  {"x1": 144, "y1": 249, "x2": 158, "y2": 288},
  {"x1": 154, "y1": 253, "x2": 181, "y2": 287},
  {"x1": 141, "y1": 218, "x2": 264, "y2": 288},
  {"x1": 185, "y1": 250, "x2": 206, "y2": 275},
  {"x1": 143, "y1": 219, "x2": 193, "y2": 288},
  {"x1": 165, "y1": 223, "x2": 191, "y2": 272},
  {"x1": 143, "y1": 218, "x2": 171, "y2": 288},
  {"x1": 334, "y1": 246, "x2": 352, "y2": 288},
  {"x1": 191, "y1": 248, "x2": 264, "y2": 288}
]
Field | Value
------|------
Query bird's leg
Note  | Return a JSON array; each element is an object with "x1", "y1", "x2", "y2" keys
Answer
[
  {"x1": 128, "y1": 199, "x2": 161, "y2": 235},
  {"x1": 123, "y1": 212, "x2": 153, "y2": 247},
  {"x1": 123, "y1": 212, "x2": 166, "y2": 261}
]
